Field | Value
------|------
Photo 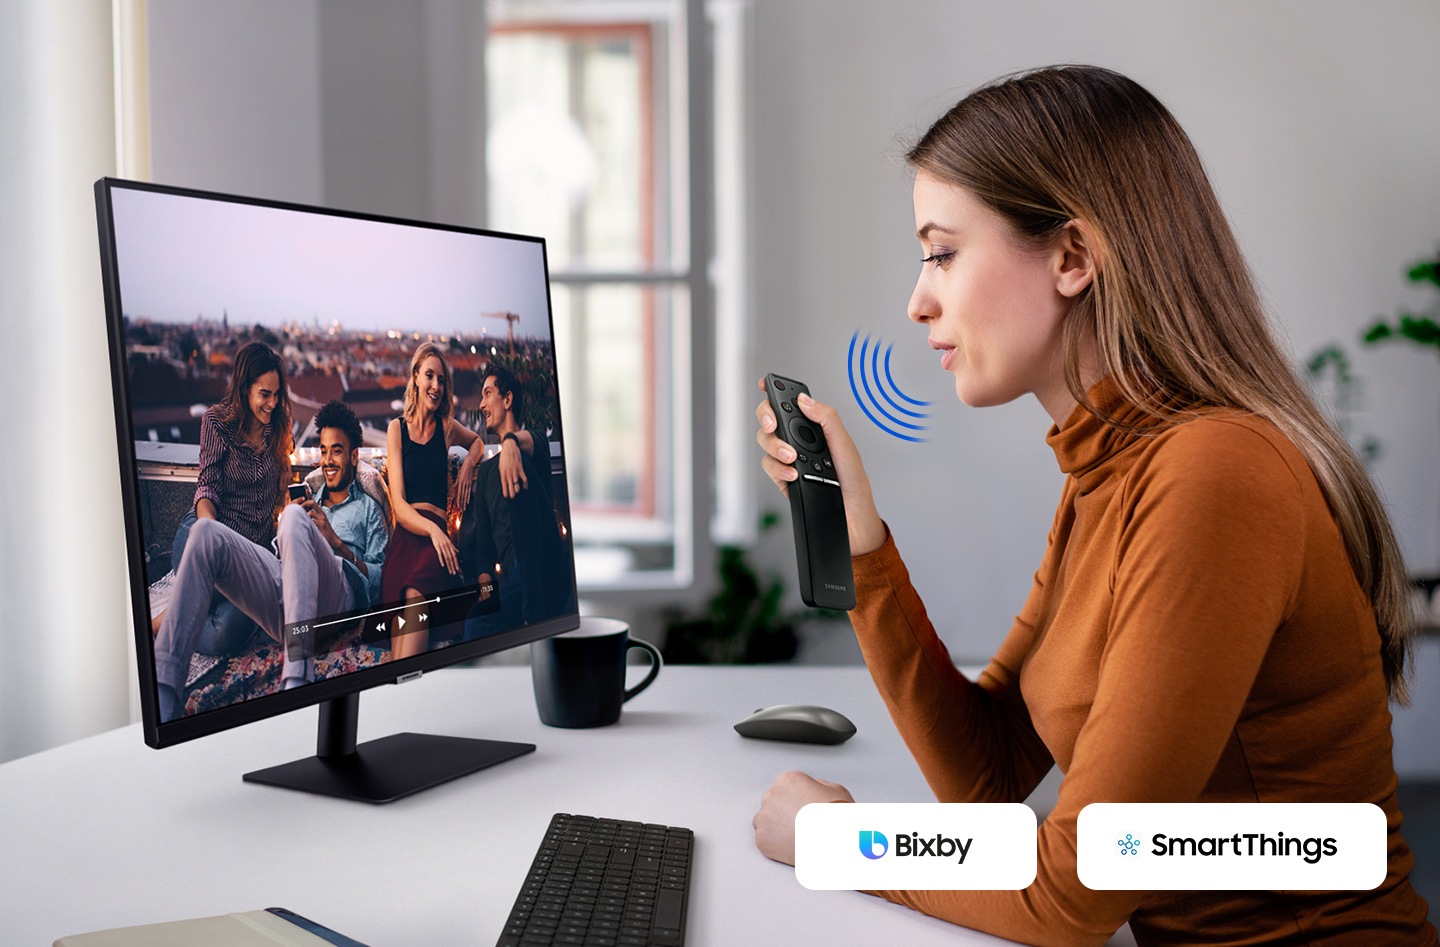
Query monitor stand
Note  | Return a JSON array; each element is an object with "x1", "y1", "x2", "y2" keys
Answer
[{"x1": 243, "y1": 692, "x2": 535, "y2": 803}]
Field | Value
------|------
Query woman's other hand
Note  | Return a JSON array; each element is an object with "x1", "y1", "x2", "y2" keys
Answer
[
  {"x1": 428, "y1": 522, "x2": 461, "y2": 576},
  {"x1": 755, "y1": 378, "x2": 887, "y2": 556},
  {"x1": 752, "y1": 771, "x2": 856, "y2": 865}
]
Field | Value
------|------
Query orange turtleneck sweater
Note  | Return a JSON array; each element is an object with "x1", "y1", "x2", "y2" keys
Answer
[{"x1": 850, "y1": 382, "x2": 1436, "y2": 945}]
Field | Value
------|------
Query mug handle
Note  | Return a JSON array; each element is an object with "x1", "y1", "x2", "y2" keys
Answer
[{"x1": 622, "y1": 638, "x2": 663, "y2": 703}]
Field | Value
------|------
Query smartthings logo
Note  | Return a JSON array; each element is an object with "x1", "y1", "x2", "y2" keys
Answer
[
  {"x1": 796, "y1": 803, "x2": 1037, "y2": 891},
  {"x1": 1114, "y1": 829, "x2": 1339, "y2": 864},
  {"x1": 1078, "y1": 803, "x2": 1385, "y2": 891}
]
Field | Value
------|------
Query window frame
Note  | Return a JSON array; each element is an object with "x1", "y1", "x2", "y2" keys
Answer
[{"x1": 482, "y1": 0, "x2": 748, "y2": 600}]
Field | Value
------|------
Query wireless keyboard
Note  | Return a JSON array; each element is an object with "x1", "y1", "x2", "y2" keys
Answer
[{"x1": 496, "y1": 813, "x2": 693, "y2": 947}]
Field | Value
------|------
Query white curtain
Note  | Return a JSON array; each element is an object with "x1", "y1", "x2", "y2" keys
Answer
[{"x1": 0, "y1": 0, "x2": 133, "y2": 762}]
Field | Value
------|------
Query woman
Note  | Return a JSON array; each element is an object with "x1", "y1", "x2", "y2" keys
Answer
[
  {"x1": 382, "y1": 341, "x2": 489, "y2": 659},
  {"x1": 752, "y1": 66, "x2": 1437, "y2": 945},
  {"x1": 154, "y1": 340, "x2": 292, "y2": 654}
]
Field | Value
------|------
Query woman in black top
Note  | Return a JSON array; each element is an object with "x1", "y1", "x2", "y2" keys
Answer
[{"x1": 382, "y1": 342, "x2": 489, "y2": 660}]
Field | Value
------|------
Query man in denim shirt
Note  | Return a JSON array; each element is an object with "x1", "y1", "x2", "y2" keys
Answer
[
  {"x1": 283, "y1": 400, "x2": 388, "y2": 669},
  {"x1": 154, "y1": 401, "x2": 387, "y2": 721}
]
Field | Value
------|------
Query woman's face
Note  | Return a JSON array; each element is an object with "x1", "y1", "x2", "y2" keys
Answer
[
  {"x1": 907, "y1": 171, "x2": 1083, "y2": 422},
  {"x1": 247, "y1": 371, "x2": 281, "y2": 429},
  {"x1": 416, "y1": 355, "x2": 446, "y2": 416}
]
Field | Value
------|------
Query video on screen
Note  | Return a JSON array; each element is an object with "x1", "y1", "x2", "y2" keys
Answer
[{"x1": 109, "y1": 188, "x2": 576, "y2": 722}]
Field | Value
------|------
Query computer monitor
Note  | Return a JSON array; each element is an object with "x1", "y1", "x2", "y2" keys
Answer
[{"x1": 94, "y1": 178, "x2": 580, "y2": 802}]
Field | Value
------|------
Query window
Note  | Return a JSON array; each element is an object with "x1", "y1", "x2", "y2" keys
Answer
[{"x1": 484, "y1": 0, "x2": 751, "y2": 593}]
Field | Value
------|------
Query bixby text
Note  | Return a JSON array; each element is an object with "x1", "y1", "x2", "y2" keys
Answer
[{"x1": 896, "y1": 832, "x2": 974, "y2": 864}]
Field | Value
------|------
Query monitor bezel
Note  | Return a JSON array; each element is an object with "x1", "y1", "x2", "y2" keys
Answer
[{"x1": 95, "y1": 176, "x2": 580, "y2": 750}]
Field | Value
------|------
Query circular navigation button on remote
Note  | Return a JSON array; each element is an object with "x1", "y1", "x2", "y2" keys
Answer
[{"x1": 789, "y1": 419, "x2": 824, "y2": 451}]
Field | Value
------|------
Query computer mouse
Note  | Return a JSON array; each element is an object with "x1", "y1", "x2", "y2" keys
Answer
[{"x1": 734, "y1": 704, "x2": 856, "y2": 745}]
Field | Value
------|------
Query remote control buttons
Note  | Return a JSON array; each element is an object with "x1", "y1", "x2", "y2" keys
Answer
[
  {"x1": 781, "y1": 401, "x2": 793, "y2": 413},
  {"x1": 773, "y1": 379, "x2": 787, "y2": 391},
  {"x1": 796, "y1": 453, "x2": 809, "y2": 465},
  {"x1": 789, "y1": 419, "x2": 826, "y2": 452}
]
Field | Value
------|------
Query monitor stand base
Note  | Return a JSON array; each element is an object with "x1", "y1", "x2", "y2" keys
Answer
[{"x1": 243, "y1": 693, "x2": 535, "y2": 803}]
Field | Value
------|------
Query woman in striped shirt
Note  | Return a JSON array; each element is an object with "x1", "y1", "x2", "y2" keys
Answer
[{"x1": 155, "y1": 341, "x2": 293, "y2": 655}]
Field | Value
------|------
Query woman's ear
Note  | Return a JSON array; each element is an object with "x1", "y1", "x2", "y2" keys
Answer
[{"x1": 1055, "y1": 219, "x2": 1099, "y2": 298}]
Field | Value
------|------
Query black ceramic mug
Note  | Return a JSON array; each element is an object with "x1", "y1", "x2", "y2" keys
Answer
[{"x1": 531, "y1": 617, "x2": 662, "y2": 728}]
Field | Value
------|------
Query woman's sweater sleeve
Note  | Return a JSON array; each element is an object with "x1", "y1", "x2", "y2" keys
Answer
[
  {"x1": 849, "y1": 528, "x2": 1055, "y2": 805},
  {"x1": 848, "y1": 422, "x2": 1307, "y2": 946}
]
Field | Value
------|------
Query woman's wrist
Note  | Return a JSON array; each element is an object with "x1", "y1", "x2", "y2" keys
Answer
[{"x1": 850, "y1": 507, "x2": 887, "y2": 557}]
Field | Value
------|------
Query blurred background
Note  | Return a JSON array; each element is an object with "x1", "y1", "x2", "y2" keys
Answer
[{"x1": 2, "y1": 7, "x2": 1438, "y2": 910}]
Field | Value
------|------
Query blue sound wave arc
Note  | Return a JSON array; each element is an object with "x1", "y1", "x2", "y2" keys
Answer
[
  {"x1": 870, "y1": 342, "x2": 927, "y2": 420},
  {"x1": 884, "y1": 347, "x2": 932, "y2": 408},
  {"x1": 859, "y1": 337, "x2": 925, "y2": 431},
  {"x1": 847, "y1": 332, "x2": 929, "y2": 442}
]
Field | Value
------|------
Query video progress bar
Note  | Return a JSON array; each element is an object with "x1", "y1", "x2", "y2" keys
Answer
[{"x1": 312, "y1": 587, "x2": 478, "y2": 630}]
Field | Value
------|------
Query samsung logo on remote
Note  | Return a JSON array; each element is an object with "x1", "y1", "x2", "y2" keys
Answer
[
  {"x1": 824, "y1": 583, "x2": 849, "y2": 592},
  {"x1": 859, "y1": 830, "x2": 973, "y2": 864}
]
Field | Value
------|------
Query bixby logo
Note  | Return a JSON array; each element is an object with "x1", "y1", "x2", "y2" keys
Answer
[
  {"x1": 858, "y1": 830, "x2": 889, "y2": 860},
  {"x1": 796, "y1": 803, "x2": 1037, "y2": 891}
]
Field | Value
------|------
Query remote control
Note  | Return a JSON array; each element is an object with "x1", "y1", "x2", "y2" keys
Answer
[{"x1": 765, "y1": 374, "x2": 856, "y2": 610}]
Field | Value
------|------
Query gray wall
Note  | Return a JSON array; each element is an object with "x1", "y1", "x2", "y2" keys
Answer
[
  {"x1": 149, "y1": 0, "x2": 324, "y2": 204},
  {"x1": 148, "y1": 0, "x2": 486, "y2": 224}
]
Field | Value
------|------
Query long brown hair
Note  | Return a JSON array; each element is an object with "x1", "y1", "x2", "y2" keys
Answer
[
  {"x1": 908, "y1": 65, "x2": 1415, "y2": 702},
  {"x1": 215, "y1": 341, "x2": 293, "y2": 490}
]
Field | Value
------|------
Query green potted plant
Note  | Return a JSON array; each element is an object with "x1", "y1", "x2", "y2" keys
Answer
[
  {"x1": 661, "y1": 512, "x2": 845, "y2": 664},
  {"x1": 1304, "y1": 343, "x2": 1380, "y2": 466},
  {"x1": 1361, "y1": 249, "x2": 1440, "y2": 353},
  {"x1": 1359, "y1": 247, "x2": 1440, "y2": 595}
]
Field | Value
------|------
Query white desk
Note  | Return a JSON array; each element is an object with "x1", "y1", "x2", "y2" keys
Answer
[{"x1": 0, "y1": 666, "x2": 1028, "y2": 946}]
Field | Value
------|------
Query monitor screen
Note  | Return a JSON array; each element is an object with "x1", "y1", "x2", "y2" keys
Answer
[{"x1": 96, "y1": 179, "x2": 579, "y2": 772}]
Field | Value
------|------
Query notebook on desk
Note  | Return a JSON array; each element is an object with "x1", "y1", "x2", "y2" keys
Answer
[{"x1": 54, "y1": 907, "x2": 368, "y2": 947}]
